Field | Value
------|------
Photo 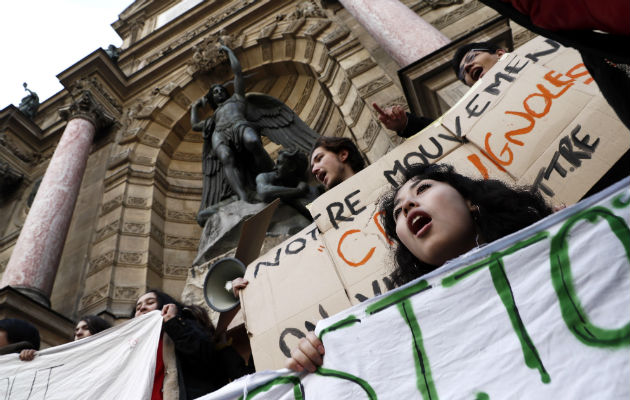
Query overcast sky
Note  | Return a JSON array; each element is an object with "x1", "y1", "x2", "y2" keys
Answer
[{"x1": 0, "y1": 0, "x2": 134, "y2": 110}]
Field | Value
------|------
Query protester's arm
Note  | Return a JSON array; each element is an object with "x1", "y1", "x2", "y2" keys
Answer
[
  {"x1": 285, "y1": 332, "x2": 325, "y2": 373},
  {"x1": 162, "y1": 305, "x2": 217, "y2": 360},
  {"x1": 399, "y1": 113, "x2": 433, "y2": 138},
  {"x1": 373, "y1": 103, "x2": 433, "y2": 138}
]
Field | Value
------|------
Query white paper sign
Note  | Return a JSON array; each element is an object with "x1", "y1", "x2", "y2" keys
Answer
[
  {"x1": 200, "y1": 179, "x2": 630, "y2": 399},
  {"x1": 0, "y1": 311, "x2": 162, "y2": 400}
]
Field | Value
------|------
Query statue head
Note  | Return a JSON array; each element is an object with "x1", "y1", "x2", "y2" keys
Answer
[
  {"x1": 205, "y1": 84, "x2": 229, "y2": 109},
  {"x1": 277, "y1": 149, "x2": 308, "y2": 181}
]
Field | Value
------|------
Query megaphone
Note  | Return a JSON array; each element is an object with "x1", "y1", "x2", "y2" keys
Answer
[{"x1": 203, "y1": 257, "x2": 246, "y2": 312}]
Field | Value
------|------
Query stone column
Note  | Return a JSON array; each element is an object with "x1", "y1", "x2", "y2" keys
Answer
[
  {"x1": 338, "y1": 0, "x2": 450, "y2": 66},
  {"x1": 1, "y1": 90, "x2": 113, "y2": 307}
]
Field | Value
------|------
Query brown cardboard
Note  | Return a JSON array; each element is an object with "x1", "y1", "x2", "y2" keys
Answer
[
  {"x1": 241, "y1": 223, "x2": 352, "y2": 370},
  {"x1": 242, "y1": 35, "x2": 629, "y2": 371}
]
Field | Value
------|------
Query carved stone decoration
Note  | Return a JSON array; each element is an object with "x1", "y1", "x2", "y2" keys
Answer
[
  {"x1": 284, "y1": 1, "x2": 327, "y2": 20},
  {"x1": 358, "y1": 75, "x2": 393, "y2": 98},
  {"x1": 425, "y1": 0, "x2": 464, "y2": 9},
  {"x1": 164, "y1": 265, "x2": 188, "y2": 279},
  {"x1": 0, "y1": 161, "x2": 24, "y2": 196},
  {"x1": 79, "y1": 284, "x2": 110, "y2": 309},
  {"x1": 361, "y1": 118, "x2": 381, "y2": 151},
  {"x1": 101, "y1": 195, "x2": 123, "y2": 215},
  {"x1": 58, "y1": 89, "x2": 115, "y2": 133},
  {"x1": 118, "y1": 251, "x2": 144, "y2": 265},
  {"x1": 88, "y1": 250, "x2": 116, "y2": 276},
  {"x1": 113, "y1": 286, "x2": 142, "y2": 300},
  {"x1": 0, "y1": 134, "x2": 40, "y2": 164},
  {"x1": 190, "y1": 30, "x2": 240, "y2": 73}
]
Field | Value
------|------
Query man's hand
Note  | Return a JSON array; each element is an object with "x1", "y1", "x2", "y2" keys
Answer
[
  {"x1": 373, "y1": 103, "x2": 408, "y2": 132},
  {"x1": 162, "y1": 303, "x2": 178, "y2": 322},
  {"x1": 231, "y1": 277, "x2": 249, "y2": 297}
]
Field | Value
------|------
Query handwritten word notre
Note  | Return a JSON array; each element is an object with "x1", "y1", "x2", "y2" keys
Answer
[
  {"x1": 532, "y1": 124, "x2": 599, "y2": 197},
  {"x1": 253, "y1": 226, "x2": 319, "y2": 277},
  {"x1": 325, "y1": 190, "x2": 367, "y2": 229},
  {"x1": 337, "y1": 211, "x2": 392, "y2": 267}
]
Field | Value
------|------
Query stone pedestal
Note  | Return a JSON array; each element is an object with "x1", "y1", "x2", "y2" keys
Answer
[
  {"x1": 338, "y1": 0, "x2": 450, "y2": 66},
  {"x1": 0, "y1": 90, "x2": 113, "y2": 306}
]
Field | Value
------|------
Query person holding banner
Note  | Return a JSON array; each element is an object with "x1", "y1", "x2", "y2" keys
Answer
[
  {"x1": 17, "y1": 314, "x2": 112, "y2": 362},
  {"x1": 286, "y1": 163, "x2": 553, "y2": 372},
  {"x1": 134, "y1": 290, "x2": 228, "y2": 400}
]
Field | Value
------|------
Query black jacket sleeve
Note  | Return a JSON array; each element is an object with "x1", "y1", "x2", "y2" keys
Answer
[{"x1": 398, "y1": 113, "x2": 434, "y2": 138}]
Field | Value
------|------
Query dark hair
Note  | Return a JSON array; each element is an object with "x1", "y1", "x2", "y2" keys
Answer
[
  {"x1": 452, "y1": 41, "x2": 502, "y2": 80},
  {"x1": 78, "y1": 315, "x2": 112, "y2": 336},
  {"x1": 131, "y1": 289, "x2": 184, "y2": 318},
  {"x1": 380, "y1": 163, "x2": 552, "y2": 286},
  {"x1": 310, "y1": 136, "x2": 365, "y2": 173},
  {"x1": 0, "y1": 318, "x2": 40, "y2": 350},
  {"x1": 181, "y1": 304, "x2": 216, "y2": 338},
  {"x1": 132, "y1": 290, "x2": 216, "y2": 337},
  {"x1": 205, "y1": 84, "x2": 227, "y2": 110}
]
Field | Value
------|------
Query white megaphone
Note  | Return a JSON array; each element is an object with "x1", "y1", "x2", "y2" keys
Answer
[
  {"x1": 203, "y1": 257, "x2": 246, "y2": 312},
  {"x1": 202, "y1": 199, "x2": 281, "y2": 320}
]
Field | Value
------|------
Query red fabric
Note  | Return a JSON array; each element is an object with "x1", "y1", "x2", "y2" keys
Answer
[
  {"x1": 151, "y1": 335, "x2": 165, "y2": 400},
  {"x1": 501, "y1": 0, "x2": 629, "y2": 35}
]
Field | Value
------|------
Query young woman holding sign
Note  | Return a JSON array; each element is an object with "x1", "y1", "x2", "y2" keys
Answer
[
  {"x1": 287, "y1": 163, "x2": 552, "y2": 372},
  {"x1": 134, "y1": 290, "x2": 228, "y2": 400}
]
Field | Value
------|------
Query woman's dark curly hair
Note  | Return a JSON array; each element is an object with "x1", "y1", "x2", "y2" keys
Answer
[{"x1": 380, "y1": 163, "x2": 552, "y2": 287}]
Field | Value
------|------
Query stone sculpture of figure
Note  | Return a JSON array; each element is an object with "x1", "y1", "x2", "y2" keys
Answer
[
  {"x1": 18, "y1": 83, "x2": 39, "y2": 120},
  {"x1": 190, "y1": 45, "x2": 320, "y2": 225},
  {"x1": 256, "y1": 149, "x2": 321, "y2": 220},
  {"x1": 105, "y1": 45, "x2": 120, "y2": 63}
]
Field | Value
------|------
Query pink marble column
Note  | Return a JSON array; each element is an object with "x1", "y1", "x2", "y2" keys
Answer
[
  {"x1": 1, "y1": 90, "x2": 112, "y2": 306},
  {"x1": 339, "y1": 0, "x2": 451, "y2": 66}
]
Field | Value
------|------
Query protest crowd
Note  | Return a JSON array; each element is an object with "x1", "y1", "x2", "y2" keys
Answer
[{"x1": 1, "y1": 0, "x2": 628, "y2": 399}]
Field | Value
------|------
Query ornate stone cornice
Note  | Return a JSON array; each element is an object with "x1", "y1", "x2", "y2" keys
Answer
[{"x1": 58, "y1": 83, "x2": 115, "y2": 133}]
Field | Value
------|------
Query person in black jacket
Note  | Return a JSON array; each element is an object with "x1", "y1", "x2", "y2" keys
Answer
[{"x1": 134, "y1": 290, "x2": 228, "y2": 400}]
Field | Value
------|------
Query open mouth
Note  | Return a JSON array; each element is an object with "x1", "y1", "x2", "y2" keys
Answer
[
  {"x1": 471, "y1": 66, "x2": 483, "y2": 82},
  {"x1": 407, "y1": 210, "x2": 432, "y2": 237},
  {"x1": 317, "y1": 171, "x2": 327, "y2": 184}
]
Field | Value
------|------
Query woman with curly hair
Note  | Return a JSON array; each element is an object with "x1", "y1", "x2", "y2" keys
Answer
[{"x1": 287, "y1": 163, "x2": 552, "y2": 372}]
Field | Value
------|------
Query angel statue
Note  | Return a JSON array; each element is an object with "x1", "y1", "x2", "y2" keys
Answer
[{"x1": 191, "y1": 45, "x2": 320, "y2": 225}]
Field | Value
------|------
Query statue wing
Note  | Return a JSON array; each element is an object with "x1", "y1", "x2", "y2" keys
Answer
[
  {"x1": 245, "y1": 93, "x2": 320, "y2": 153},
  {"x1": 200, "y1": 118, "x2": 232, "y2": 210}
]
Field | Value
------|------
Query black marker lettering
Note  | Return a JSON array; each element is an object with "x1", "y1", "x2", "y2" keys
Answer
[
  {"x1": 345, "y1": 190, "x2": 366, "y2": 216},
  {"x1": 326, "y1": 202, "x2": 353, "y2": 230}
]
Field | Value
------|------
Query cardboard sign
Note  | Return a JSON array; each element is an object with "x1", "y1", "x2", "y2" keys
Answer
[
  {"x1": 441, "y1": 36, "x2": 628, "y2": 203},
  {"x1": 242, "y1": 36, "x2": 629, "y2": 371},
  {"x1": 0, "y1": 311, "x2": 162, "y2": 399},
  {"x1": 201, "y1": 179, "x2": 630, "y2": 400}
]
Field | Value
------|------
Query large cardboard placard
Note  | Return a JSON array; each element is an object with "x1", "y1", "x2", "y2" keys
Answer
[
  {"x1": 203, "y1": 180, "x2": 630, "y2": 399},
  {"x1": 0, "y1": 311, "x2": 162, "y2": 399},
  {"x1": 242, "y1": 36, "x2": 629, "y2": 371}
]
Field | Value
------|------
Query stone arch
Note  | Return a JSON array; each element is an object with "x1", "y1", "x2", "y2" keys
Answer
[{"x1": 80, "y1": 15, "x2": 406, "y2": 318}]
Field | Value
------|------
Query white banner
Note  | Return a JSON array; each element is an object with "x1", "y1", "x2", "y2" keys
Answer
[
  {"x1": 201, "y1": 179, "x2": 630, "y2": 399},
  {"x1": 0, "y1": 311, "x2": 162, "y2": 400}
]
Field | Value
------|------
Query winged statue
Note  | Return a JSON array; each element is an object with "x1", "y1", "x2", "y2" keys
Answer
[{"x1": 190, "y1": 45, "x2": 320, "y2": 225}]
